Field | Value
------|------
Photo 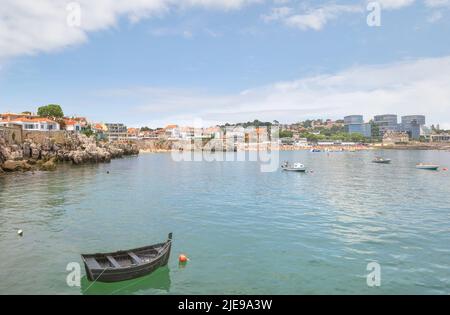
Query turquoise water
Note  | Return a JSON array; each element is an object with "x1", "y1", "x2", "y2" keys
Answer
[{"x1": 0, "y1": 150, "x2": 449, "y2": 295}]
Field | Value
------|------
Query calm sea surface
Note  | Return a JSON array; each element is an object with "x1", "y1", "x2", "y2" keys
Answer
[{"x1": 0, "y1": 150, "x2": 449, "y2": 295}]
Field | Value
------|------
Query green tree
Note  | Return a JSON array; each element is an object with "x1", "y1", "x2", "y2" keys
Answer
[
  {"x1": 279, "y1": 130, "x2": 294, "y2": 138},
  {"x1": 370, "y1": 120, "x2": 380, "y2": 139},
  {"x1": 37, "y1": 104, "x2": 64, "y2": 119},
  {"x1": 302, "y1": 120, "x2": 313, "y2": 128},
  {"x1": 349, "y1": 133, "x2": 366, "y2": 143},
  {"x1": 302, "y1": 132, "x2": 325, "y2": 143},
  {"x1": 81, "y1": 126, "x2": 94, "y2": 137}
]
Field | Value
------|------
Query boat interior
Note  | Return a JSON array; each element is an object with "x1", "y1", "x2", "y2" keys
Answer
[{"x1": 84, "y1": 245, "x2": 165, "y2": 269}]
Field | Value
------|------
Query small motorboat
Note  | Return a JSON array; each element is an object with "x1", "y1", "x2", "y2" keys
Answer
[
  {"x1": 281, "y1": 162, "x2": 306, "y2": 172},
  {"x1": 81, "y1": 233, "x2": 172, "y2": 283},
  {"x1": 372, "y1": 157, "x2": 391, "y2": 164},
  {"x1": 310, "y1": 149, "x2": 321, "y2": 153},
  {"x1": 416, "y1": 163, "x2": 439, "y2": 171}
]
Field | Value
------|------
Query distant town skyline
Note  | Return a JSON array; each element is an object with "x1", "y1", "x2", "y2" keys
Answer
[{"x1": 1, "y1": 1, "x2": 449, "y2": 128}]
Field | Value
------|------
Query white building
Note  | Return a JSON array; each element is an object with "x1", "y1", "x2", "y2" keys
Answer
[
  {"x1": 0, "y1": 118, "x2": 60, "y2": 131},
  {"x1": 164, "y1": 125, "x2": 181, "y2": 140},
  {"x1": 64, "y1": 119, "x2": 82, "y2": 132},
  {"x1": 428, "y1": 134, "x2": 450, "y2": 142},
  {"x1": 294, "y1": 138, "x2": 309, "y2": 147}
]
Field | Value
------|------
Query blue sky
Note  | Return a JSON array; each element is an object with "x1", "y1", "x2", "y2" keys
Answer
[{"x1": 0, "y1": 0, "x2": 450, "y2": 128}]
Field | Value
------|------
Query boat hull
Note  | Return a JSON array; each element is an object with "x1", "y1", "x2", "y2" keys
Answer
[
  {"x1": 84, "y1": 248, "x2": 171, "y2": 282},
  {"x1": 82, "y1": 234, "x2": 172, "y2": 283},
  {"x1": 282, "y1": 168, "x2": 306, "y2": 172},
  {"x1": 372, "y1": 160, "x2": 391, "y2": 164},
  {"x1": 416, "y1": 166, "x2": 439, "y2": 170}
]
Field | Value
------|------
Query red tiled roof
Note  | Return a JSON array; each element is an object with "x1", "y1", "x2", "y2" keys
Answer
[
  {"x1": 64, "y1": 119, "x2": 79, "y2": 125},
  {"x1": 9, "y1": 117, "x2": 57, "y2": 123},
  {"x1": 165, "y1": 124, "x2": 178, "y2": 130}
]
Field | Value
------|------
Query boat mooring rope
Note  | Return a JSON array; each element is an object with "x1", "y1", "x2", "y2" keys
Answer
[{"x1": 82, "y1": 267, "x2": 109, "y2": 294}]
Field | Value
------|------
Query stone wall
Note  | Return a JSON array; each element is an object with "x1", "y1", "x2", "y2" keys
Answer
[
  {"x1": 137, "y1": 139, "x2": 174, "y2": 152},
  {"x1": 0, "y1": 125, "x2": 23, "y2": 144},
  {"x1": 23, "y1": 130, "x2": 68, "y2": 145}
]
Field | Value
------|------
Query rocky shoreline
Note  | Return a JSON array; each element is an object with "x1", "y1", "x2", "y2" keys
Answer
[{"x1": 0, "y1": 133, "x2": 139, "y2": 174}]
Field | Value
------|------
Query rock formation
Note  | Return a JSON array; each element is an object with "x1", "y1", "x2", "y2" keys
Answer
[{"x1": 0, "y1": 132, "x2": 139, "y2": 173}]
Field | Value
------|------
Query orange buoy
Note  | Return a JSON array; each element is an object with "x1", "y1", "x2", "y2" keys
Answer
[{"x1": 179, "y1": 254, "x2": 188, "y2": 263}]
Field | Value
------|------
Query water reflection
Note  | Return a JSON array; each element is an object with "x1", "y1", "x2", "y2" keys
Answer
[
  {"x1": 1, "y1": 151, "x2": 450, "y2": 294},
  {"x1": 80, "y1": 266, "x2": 171, "y2": 295}
]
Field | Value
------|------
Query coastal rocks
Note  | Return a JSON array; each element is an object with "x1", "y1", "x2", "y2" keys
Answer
[
  {"x1": 27, "y1": 158, "x2": 37, "y2": 165},
  {"x1": 0, "y1": 143, "x2": 25, "y2": 163},
  {"x1": 22, "y1": 141, "x2": 31, "y2": 158},
  {"x1": 66, "y1": 142, "x2": 112, "y2": 164},
  {"x1": 68, "y1": 150, "x2": 89, "y2": 165},
  {"x1": 0, "y1": 145, "x2": 10, "y2": 164},
  {"x1": 10, "y1": 150, "x2": 24, "y2": 161},
  {"x1": 22, "y1": 140, "x2": 41, "y2": 160},
  {"x1": 0, "y1": 132, "x2": 139, "y2": 173},
  {"x1": 1, "y1": 160, "x2": 32, "y2": 172},
  {"x1": 40, "y1": 158, "x2": 57, "y2": 171},
  {"x1": 31, "y1": 144, "x2": 41, "y2": 160},
  {"x1": 56, "y1": 150, "x2": 72, "y2": 162}
]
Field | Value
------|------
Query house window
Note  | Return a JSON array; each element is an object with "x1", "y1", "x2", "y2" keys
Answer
[
  {"x1": 24, "y1": 124, "x2": 34, "y2": 129},
  {"x1": 41, "y1": 124, "x2": 44, "y2": 130},
  {"x1": 48, "y1": 125, "x2": 54, "y2": 130}
]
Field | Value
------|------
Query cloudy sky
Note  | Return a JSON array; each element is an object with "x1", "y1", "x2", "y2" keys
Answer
[{"x1": 0, "y1": 0, "x2": 449, "y2": 128}]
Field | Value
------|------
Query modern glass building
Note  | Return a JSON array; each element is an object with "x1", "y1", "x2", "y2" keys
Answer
[
  {"x1": 344, "y1": 115, "x2": 371, "y2": 138},
  {"x1": 401, "y1": 115, "x2": 426, "y2": 126},
  {"x1": 374, "y1": 114, "x2": 399, "y2": 135},
  {"x1": 344, "y1": 115, "x2": 364, "y2": 125},
  {"x1": 401, "y1": 115, "x2": 426, "y2": 140}
]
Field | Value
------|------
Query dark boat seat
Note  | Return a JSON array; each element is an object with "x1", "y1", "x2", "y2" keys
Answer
[
  {"x1": 85, "y1": 257, "x2": 102, "y2": 269},
  {"x1": 106, "y1": 255, "x2": 122, "y2": 268},
  {"x1": 128, "y1": 251, "x2": 143, "y2": 264}
]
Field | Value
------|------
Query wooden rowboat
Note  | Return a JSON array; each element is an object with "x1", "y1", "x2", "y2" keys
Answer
[{"x1": 81, "y1": 233, "x2": 172, "y2": 283}]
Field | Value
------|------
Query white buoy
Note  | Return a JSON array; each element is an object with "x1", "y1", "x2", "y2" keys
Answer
[{"x1": 17, "y1": 229, "x2": 23, "y2": 236}]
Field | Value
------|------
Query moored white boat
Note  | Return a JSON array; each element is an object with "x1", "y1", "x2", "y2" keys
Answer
[
  {"x1": 281, "y1": 162, "x2": 306, "y2": 172},
  {"x1": 372, "y1": 157, "x2": 392, "y2": 164}
]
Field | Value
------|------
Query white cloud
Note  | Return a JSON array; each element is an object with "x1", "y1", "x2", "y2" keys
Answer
[
  {"x1": 424, "y1": 0, "x2": 450, "y2": 7},
  {"x1": 264, "y1": 4, "x2": 363, "y2": 31},
  {"x1": 427, "y1": 10, "x2": 443, "y2": 22},
  {"x1": 150, "y1": 27, "x2": 194, "y2": 38},
  {"x1": 101, "y1": 56, "x2": 450, "y2": 129},
  {"x1": 261, "y1": 6, "x2": 293, "y2": 22},
  {"x1": 0, "y1": 0, "x2": 259, "y2": 60},
  {"x1": 286, "y1": 4, "x2": 363, "y2": 31},
  {"x1": 424, "y1": 0, "x2": 450, "y2": 24},
  {"x1": 375, "y1": 0, "x2": 415, "y2": 10}
]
